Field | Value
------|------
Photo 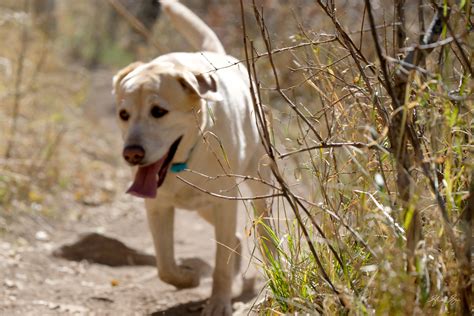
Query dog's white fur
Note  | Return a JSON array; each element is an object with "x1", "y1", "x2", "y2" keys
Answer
[{"x1": 113, "y1": 1, "x2": 271, "y2": 315}]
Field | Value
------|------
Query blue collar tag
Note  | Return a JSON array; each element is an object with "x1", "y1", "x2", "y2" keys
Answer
[{"x1": 170, "y1": 162, "x2": 188, "y2": 173}]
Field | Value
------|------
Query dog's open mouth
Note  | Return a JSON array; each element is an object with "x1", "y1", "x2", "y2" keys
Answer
[{"x1": 126, "y1": 136, "x2": 183, "y2": 199}]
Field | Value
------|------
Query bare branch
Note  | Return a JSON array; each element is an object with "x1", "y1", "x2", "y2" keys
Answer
[
  {"x1": 279, "y1": 141, "x2": 387, "y2": 159},
  {"x1": 176, "y1": 175, "x2": 281, "y2": 201}
]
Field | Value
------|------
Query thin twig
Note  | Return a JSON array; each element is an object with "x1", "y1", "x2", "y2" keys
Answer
[
  {"x1": 5, "y1": 0, "x2": 29, "y2": 159},
  {"x1": 364, "y1": 0, "x2": 399, "y2": 109},
  {"x1": 176, "y1": 175, "x2": 281, "y2": 201},
  {"x1": 279, "y1": 141, "x2": 386, "y2": 159}
]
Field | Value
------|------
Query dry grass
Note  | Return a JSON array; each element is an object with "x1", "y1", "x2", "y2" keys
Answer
[{"x1": 238, "y1": 1, "x2": 472, "y2": 314}]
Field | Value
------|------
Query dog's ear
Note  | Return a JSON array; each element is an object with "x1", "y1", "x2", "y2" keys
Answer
[
  {"x1": 112, "y1": 62, "x2": 144, "y2": 97},
  {"x1": 177, "y1": 72, "x2": 223, "y2": 102}
]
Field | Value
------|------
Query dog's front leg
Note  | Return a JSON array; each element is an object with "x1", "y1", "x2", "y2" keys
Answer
[
  {"x1": 203, "y1": 203, "x2": 238, "y2": 316},
  {"x1": 145, "y1": 200, "x2": 199, "y2": 289}
]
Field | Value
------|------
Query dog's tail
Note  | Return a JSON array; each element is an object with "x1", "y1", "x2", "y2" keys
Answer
[{"x1": 160, "y1": 0, "x2": 226, "y2": 55}]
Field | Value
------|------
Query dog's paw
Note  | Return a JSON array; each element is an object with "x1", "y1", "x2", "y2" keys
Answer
[
  {"x1": 158, "y1": 265, "x2": 200, "y2": 289},
  {"x1": 201, "y1": 296, "x2": 232, "y2": 316}
]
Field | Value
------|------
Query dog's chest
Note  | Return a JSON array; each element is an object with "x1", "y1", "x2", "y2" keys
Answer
[
  {"x1": 158, "y1": 183, "x2": 214, "y2": 210},
  {"x1": 173, "y1": 186, "x2": 212, "y2": 210}
]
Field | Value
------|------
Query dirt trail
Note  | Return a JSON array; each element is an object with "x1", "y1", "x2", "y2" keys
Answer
[{"x1": 0, "y1": 69, "x2": 262, "y2": 315}]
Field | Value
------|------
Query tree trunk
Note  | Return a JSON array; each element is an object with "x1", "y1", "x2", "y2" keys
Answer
[{"x1": 32, "y1": 0, "x2": 56, "y2": 38}]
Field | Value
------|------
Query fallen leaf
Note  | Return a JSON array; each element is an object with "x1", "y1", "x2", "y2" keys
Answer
[{"x1": 110, "y1": 279, "x2": 120, "y2": 287}]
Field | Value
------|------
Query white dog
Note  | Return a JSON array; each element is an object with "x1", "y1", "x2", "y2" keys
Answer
[{"x1": 113, "y1": 1, "x2": 271, "y2": 315}]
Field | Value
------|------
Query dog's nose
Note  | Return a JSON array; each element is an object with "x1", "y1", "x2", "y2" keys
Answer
[{"x1": 123, "y1": 145, "x2": 145, "y2": 165}]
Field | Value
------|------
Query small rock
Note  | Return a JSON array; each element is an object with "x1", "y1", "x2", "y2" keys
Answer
[
  {"x1": 35, "y1": 230, "x2": 50, "y2": 241},
  {"x1": 4, "y1": 279, "x2": 15, "y2": 288}
]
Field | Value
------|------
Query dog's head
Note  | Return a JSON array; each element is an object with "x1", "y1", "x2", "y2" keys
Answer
[{"x1": 112, "y1": 61, "x2": 221, "y2": 198}]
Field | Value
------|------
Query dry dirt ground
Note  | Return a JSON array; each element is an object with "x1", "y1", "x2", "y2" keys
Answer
[{"x1": 0, "y1": 70, "x2": 264, "y2": 315}]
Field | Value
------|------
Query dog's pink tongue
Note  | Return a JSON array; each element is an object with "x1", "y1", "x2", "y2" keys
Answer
[{"x1": 126, "y1": 158, "x2": 165, "y2": 199}]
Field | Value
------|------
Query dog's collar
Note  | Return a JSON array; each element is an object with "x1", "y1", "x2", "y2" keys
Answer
[
  {"x1": 170, "y1": 162, "x2": 188, "y2": 173},
  {"x1": 170, "y1": 138, "x2": 198, "y2": 173}
]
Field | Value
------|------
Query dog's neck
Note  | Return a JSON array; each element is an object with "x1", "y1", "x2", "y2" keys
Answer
[{"x1": 171, "y1": 100, "x2": 209, "y2": 168}]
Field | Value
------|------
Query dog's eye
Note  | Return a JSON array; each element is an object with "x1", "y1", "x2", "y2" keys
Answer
[
  {"x1": 150, "y1": 105, "x2": 168, "y2": 118},
  {"x1": 119, "y1": 110, "x2": 130, "y2": 121}
]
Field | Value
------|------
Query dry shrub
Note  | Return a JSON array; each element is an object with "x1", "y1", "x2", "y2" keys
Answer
[{"x1": 235, "y1": 1, "x2": 472, "y2": 314}]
